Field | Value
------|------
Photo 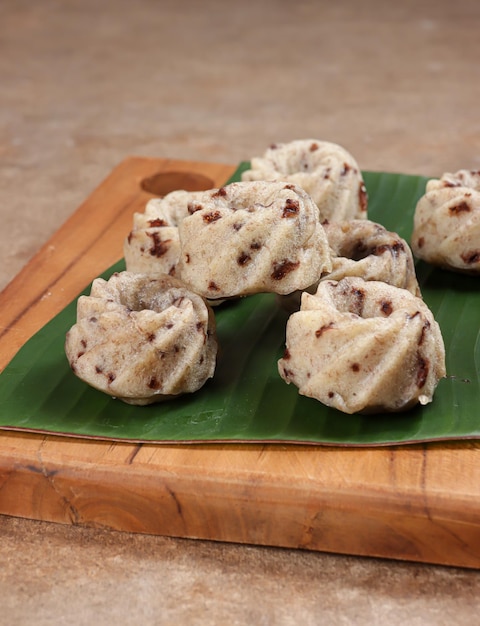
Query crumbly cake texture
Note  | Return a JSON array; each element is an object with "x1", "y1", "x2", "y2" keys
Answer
[
  {"x1": 65, "y1": 272, "x2": 218, "y2": 405},
  {"x1": 278, "y1": 277, "x2": 446, "y2": 414},
  {"x1": 177, "y1": 180, "x2": 332, "y2": 300},
  {"x1": 124, "y1": 190, "x2": 206, "y2": 278},
  {"x1": 241, "y1": 139, "x2": 368, "y2": 222},
  {"x1": 411, "y1": 169, "x2": 480, "y2": 274}
]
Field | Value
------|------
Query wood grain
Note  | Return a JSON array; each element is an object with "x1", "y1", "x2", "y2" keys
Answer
[{"x1": 1, "y1": 157, "x2": 479, "y2": 569}]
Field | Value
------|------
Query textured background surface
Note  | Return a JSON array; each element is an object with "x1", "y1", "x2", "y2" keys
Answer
[{"x1": 1, "y1": 0, "x2": 480, "y2": 623}]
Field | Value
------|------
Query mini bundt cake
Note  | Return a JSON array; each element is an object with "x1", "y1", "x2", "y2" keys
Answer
[
  {"x1": 124, "y1": 190, "x2": 206, "y2": 279},
  {"x1": 411, "y1": 169, "x2": 480, "y2": 274},
  {"x1": 322, "y1": 219, "x2": 421, "y2": 295},
  {"x1": 177, "y1": 180, "x2": 332, "y2": 300},
  {"x1": 277, "y1": 219, "x2": 421, "y2": 313},
  {"x1": 65, "y1": 272, "x2": 218, "y2": 405},
  {"x1": 241, "y1": 139, "x2": 368, "y2": 222},
  {"x1": 278, "y1": 277, "x2": 445, "y2": 414}
]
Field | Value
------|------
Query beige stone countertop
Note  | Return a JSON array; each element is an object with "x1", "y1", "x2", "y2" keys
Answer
[{"x1": 1, "y1": 0, "x2": 480, "y2": 624}]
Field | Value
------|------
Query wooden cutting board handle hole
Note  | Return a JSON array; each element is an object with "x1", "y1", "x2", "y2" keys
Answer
[{"x1": 140, "y1": 171, "x2": 215, "y2": 196}]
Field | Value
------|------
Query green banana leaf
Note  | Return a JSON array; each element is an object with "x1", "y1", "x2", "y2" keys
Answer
[{"x1": 0, "y1": 164, "x2": 479, "y2": 446}]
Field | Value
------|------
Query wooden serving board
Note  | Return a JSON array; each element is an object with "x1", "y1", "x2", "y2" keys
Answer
[{"x1": 1, "y1": 156, "x2": 480, "y2": 569}]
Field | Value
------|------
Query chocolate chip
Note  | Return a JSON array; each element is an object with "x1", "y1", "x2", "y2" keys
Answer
[
  {"x1": 282, "y1": 198, "x2": 300, "y2": 218},
  {"x1": 237, "y1": 252, "x2": 251, "y2": 266},
  {"x1": 416, "y1": 354, "x2": 429, "y2": 388},
  {"x1": 372, "y1": 241, "x2": 405, "y2": 257},
  {"x1": 147, "y1": 232, "x2": 171, "y2": 257},
  {"x1": 203, "y1": 210, "x2": 222, "y2": 224},
  {"x1": 148, "y1": 218, "x2": 167, "y2": 227},
  {"x1": 380, "y1": 300, "x2": 393, "y2": 316},
  {"x1": 271, "y1": 259, "x2": 300, "y2": 280},
  {"x1": 449, "y1": 201, "x2": 471, "y2": 214}
]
